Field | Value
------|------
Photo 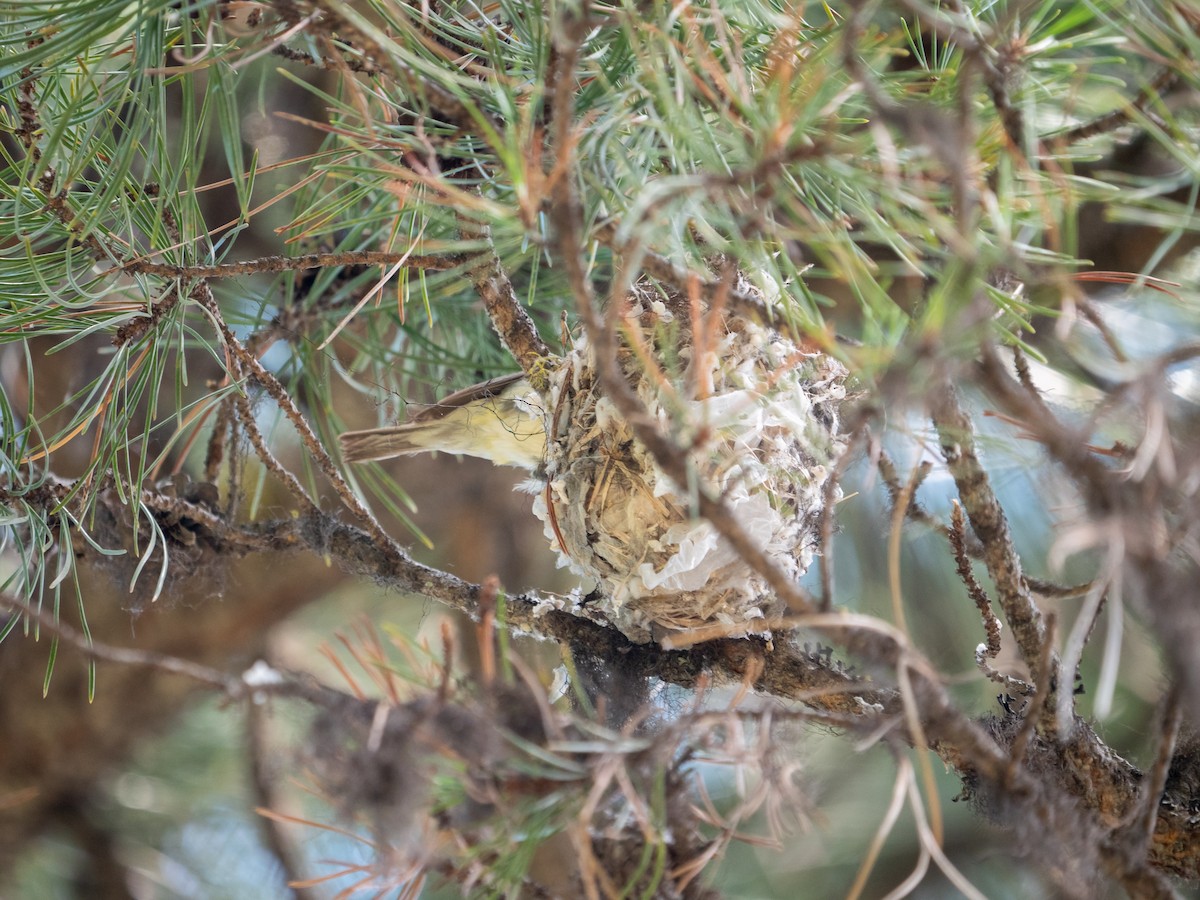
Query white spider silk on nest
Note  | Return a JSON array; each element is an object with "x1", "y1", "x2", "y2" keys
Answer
[{"x1": 531, "y1": 286, "x2": 848, "y2": 643}]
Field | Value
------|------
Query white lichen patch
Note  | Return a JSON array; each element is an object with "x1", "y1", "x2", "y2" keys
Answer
[{"x1": 531, "y1": 283, "x2": 847, "y2": 643}]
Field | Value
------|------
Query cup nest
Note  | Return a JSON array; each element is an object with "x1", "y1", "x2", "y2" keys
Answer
[{"x1": 531, "y1": 284, "x2": 848, "y2": 643}]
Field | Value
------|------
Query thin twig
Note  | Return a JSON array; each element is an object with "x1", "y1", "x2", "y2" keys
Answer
[
  {"x1": 931, "y1": 377, "x2": 1049, "y2": 674},
  {"x1": 18, "y1": 477, "x2": 1191, "y2": 875},
  {"x1": 198, "y1": 286, "x2": 396, "y2": 547},
  {"x1": 1005, "y1": 613, "x2": 1058, "y2": 785},
  {"x1": 1050, "y1": 67, "x2": 1180, "y2": 147},
  {"x1": 230, "y1": 373, "x2": 321, "y2": 516},
  {"x1": 1122, "y1": 683, "x2": 1183, "y2": 859},
  {"x1": 1026, "y1": 576, "x2": 1096, "y2": 600},
  {"x1": 878, "y1": 449, "x2": 984, "y2": 554},
  {"x1": 948, "y1": 494, "x2": 1034, "y2": 693},
  {"x1": 949, "y1": 501, "x2": 1003, "y2": 660},
  {"x1": 203, "y1": 396, "x2": 234, "y2": 485},
  {"x1": 116, "y1": 250, "x2": 458, "y2": 279},
  {"x1": 846, "y1": 751, "x2": 911, "y2": 900},
  {"x1": 0, "y1": 593, "x2": 240, "y2": 693},
  {"x1": 977, "y1": 343, "x2": 1115, "y2": 501}
]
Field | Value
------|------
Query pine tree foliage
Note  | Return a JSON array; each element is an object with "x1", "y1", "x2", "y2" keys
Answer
[{"x1": 3, "y1": 0, "x2": 1200, "y2": 896}]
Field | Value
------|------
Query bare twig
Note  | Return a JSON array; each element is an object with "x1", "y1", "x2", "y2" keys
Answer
[
  {"x1": 949, "y1": 501, "x2": 1005, "y2": 659},
  {"x1": 1050, "y1": 67, "x2": 1180, "y2": 147},
  {"x1": 0, "y1": 593, "x2": 240, "y2": 693},
  {"x1": 1005, "y1": 613, "x2": 1058, "y2": 785},
  {"x1": 203, "y1": 396, "x2": 235, "y2": 485},
  {"x1": 18, "y1": 473, "x2": 1198, "y2": 876},
  {"x1": 881, "y1": 446, "x2": 1096, "y2": 602},
  {"x1": 950, "y1": 494, "x2": 1032, "y2": 694},
  {"x1": 977, "y1": 343, "x2": 1114, "y2": 499},
  {"x1": 931, "y1": 378, "x2": 1049, "y2": 673},
  {"x1": 846, "y1": 751, "x2": 910, "y2": 900},
  {"x1": 198, "y1": 286, "x2": 397, "y2": 548},
  {"x1": 879, "y1": 448, "x2": 985, "y2": 554},
  {"x1": 1026, "y1": 577, "x2": 1096, "y2": 600},
  {"x1": 1121, "y1": 684, "x2": 1183, "y2": 860},
  {"x1": 117, "y1": 250, "x2": 458, "y2": 279},
  {"x1": 229, "y1": 371, "x2": 321, "y2": 516}
]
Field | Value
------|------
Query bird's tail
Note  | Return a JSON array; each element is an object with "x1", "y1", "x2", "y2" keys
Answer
[{"x1": 339, "y1": 425, "x2": 428, "y2": 462}]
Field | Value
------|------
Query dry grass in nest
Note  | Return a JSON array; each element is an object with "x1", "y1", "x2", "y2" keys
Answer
[{"x1": 533, "y1": 285, "x2": 848, "y2": 642}]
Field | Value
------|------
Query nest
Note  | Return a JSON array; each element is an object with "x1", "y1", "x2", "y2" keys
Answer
[{"x1": 532, "y1": 284, "x2": 848, "y2": 643}]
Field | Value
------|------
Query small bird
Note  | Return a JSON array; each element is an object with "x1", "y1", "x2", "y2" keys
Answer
[{"x1": 339, "y1": 373, "x2": 547, "y2": 470}]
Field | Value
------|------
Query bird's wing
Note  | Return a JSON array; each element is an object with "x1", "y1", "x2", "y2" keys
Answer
[{"x1": 407, "y1": 372, "x2": 528, "y2": 422}]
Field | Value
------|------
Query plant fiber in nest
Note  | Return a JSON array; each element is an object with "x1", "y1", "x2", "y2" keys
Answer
[{"x1": 532, "y1": 286, "x2": 848, "y2": 643}]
